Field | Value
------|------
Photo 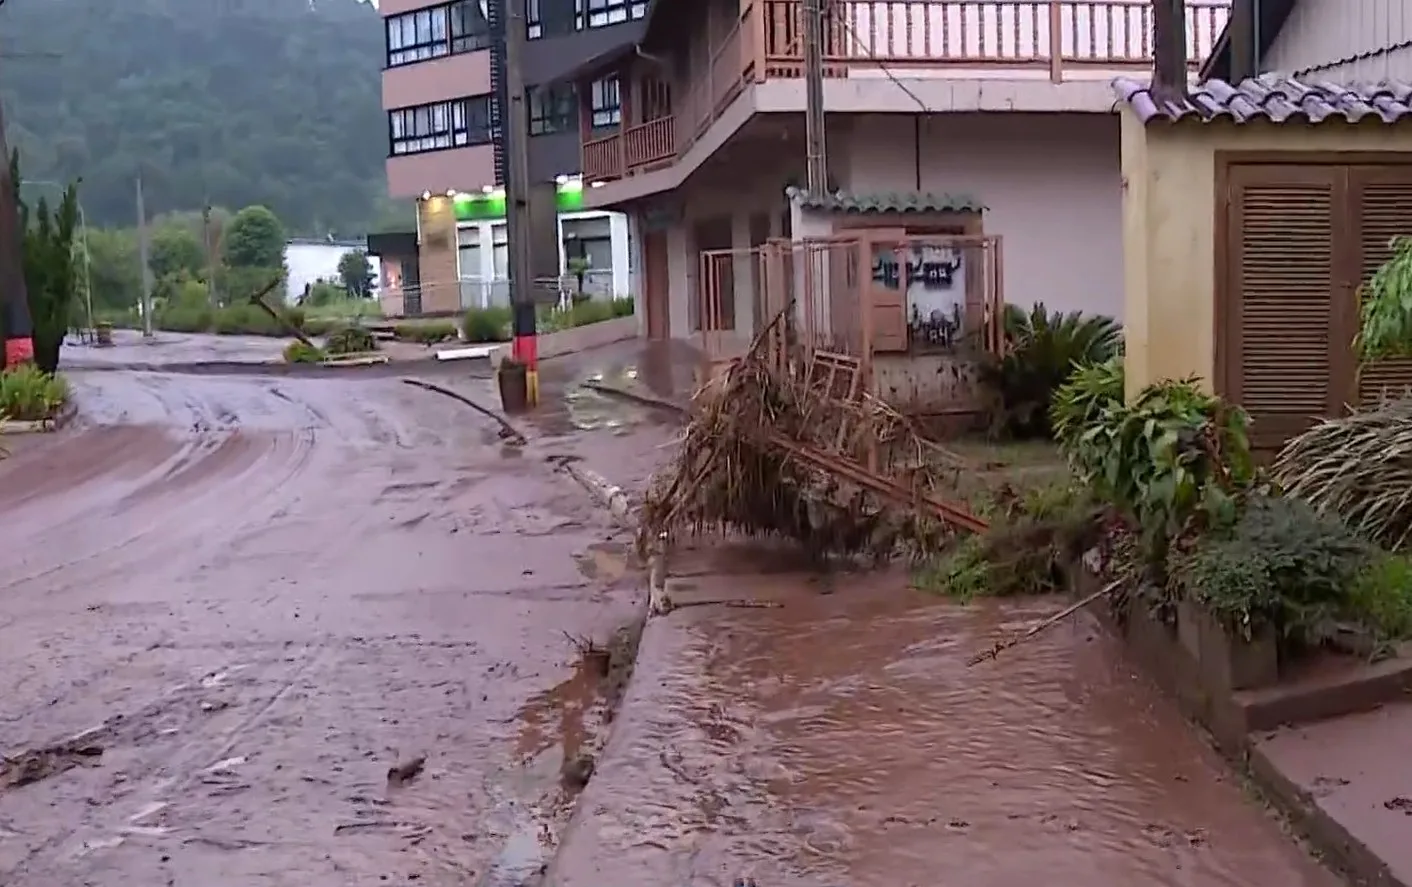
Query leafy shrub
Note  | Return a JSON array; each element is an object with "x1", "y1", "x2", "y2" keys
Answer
[
  {"x1": 1356, "y1": 235, "x2": 1412, "y2": 361},
  {"x1": 1060, "y1": 377, "x2": 1255, "y2": 550},
  {"x1": 914, "y1": 481, "x2": 1104, "y2": 601},
  {"x1": 1347, "y1": 553, "x2": 1412, "y2": 642},
  {"x1": 1050, "y1": 357, "x2": 1124, "y2": 450},
  {"x1": 1274, "y1": 398, "x2": 1412, "y2": 550},
  {"x1": 980, "y1": 304, "x2": 1122, "y2": 439},
  {"x1": 155, "y1": 303, "x2": 214, "y2": 333},
  {"x1": 324, "y1": 325, "x2": 377, "y2": 356},
  {"x1": 1176, "y1": 496, "x2": 1373, "y2": 643},
  {"x1": 302, "y1": 317, "x2": 338, "y2": 337},
  {"x1": 464, "y1": 306, "x2": 511, "y2": 343},
  {"x1": 610, "y1": 295, "x2": 635, "y2": 318},
  {"x1": 543, "y1": 298, "x2": 615, "y2": 331},
  {"x1": 393, "y1": 321, "x2": 457, "y2": 344},
  {"x1": 283, "y1": 340, "x2": 325, "y2": 364},
  {"x1": 0, "y1": 364, "x2": 70, "y2": 421}
]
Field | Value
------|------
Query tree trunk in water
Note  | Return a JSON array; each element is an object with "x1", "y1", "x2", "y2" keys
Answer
[
  {"x1": 0, "y1": 97, "x2": 33, "y2": 370},
  {"x1": 1151, "y1": 0, "x2": 1190, "y2": 105}
]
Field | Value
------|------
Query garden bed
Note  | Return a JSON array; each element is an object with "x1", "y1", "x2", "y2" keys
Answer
[{"x1": 0, "y1": 365, "x2": 73, "y2": 433}]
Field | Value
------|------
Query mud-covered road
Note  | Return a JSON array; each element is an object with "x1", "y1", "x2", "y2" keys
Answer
[{"x1": 0, "y1": 367, "x2": 669, "y2": 886}]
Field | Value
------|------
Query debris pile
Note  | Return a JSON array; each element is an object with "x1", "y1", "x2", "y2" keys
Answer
[{"x1": 637, "y1": 328, "x2": 985, "y2": 565}]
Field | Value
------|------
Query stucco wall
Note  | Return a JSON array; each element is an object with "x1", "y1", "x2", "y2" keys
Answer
[
  {"x1": 1119, "y1": 113, "x2": 1412, "y2": 401},
  {"x1": 839, "y1": 113, "x2": 1124, "y2": 320}
]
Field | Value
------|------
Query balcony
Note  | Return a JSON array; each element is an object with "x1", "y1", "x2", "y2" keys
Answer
[{"x1": 581, "y1": 0, "x2": 1229, "y2": 183}]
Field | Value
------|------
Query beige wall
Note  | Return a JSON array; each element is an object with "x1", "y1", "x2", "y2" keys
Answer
[
  {"x1": 415, "y1": 196, "x2": 462, "y2": 315},
  {"x1": 382, "y1": 51, "x2": 493, "y2": 110},
  {"x1": 1119, "y1": 113, "x2": 1412, "y2": 401},
  {"x1": 387, "y1": 145, "x2": 496, "y2": 200},
  {"x1": 840, "y1": 112, "x2": 1124, "y2": 320},
  {"x1": 1265, "y1": 0, "x2": 1412, "y2": 79}
]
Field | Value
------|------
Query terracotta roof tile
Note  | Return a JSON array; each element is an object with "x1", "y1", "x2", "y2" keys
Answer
[{"x1": 1112, "y1": 75, "x2": 1412, "y2": 124}]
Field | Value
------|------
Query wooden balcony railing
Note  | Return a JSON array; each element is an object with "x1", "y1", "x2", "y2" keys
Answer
[
  {"x1": 762, "y1": 0, "x2": 1227, "y2": 72},
  {"x1": 581, "y1": 0, "x2": 1231, "y2": 183}
]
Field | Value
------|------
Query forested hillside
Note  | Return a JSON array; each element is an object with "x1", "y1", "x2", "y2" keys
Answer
[{"x1": 0, "y1": 0, "x2": 398, "y2": 235}]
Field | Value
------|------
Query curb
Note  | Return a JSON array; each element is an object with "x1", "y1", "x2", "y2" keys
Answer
[
  {"x1": 0, "y1": 402, "x2": 77, "y2": 434},
  {"x1": 548, "y1": 455, "x2": 670, "y2": 615}
]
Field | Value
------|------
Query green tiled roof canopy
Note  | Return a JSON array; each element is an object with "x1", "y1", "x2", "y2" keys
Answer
[{"x1": 784, "y1": 187, "x2": 985, "y2": 214}]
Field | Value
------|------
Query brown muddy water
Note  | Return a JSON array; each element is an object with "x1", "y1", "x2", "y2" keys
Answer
[
  {"x1": 551, "y1": 560, "x2": 1342, "y2": 887},
  {"x1": 0, "y1": 367, "x2": 673, "y2": 886}
]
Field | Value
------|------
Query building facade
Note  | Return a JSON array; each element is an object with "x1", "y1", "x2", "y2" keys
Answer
[
  {"x1": 377, "y1": 0, "x2": 644, "y2": 315},
  {"x1": 541, "y1": 0, "x2": 1230, "y2": 347},
  {"x1": 1204, "y1": 0, "x2": 1412, "y2": 82}
]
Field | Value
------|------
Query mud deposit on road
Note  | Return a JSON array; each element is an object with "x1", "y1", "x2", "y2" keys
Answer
[
  {"x1": 0, "y1": 369, "x2": 664, "y2": 886},
  {"x1": 551, "y1": 564, "x2": 1342, "y2": 887}
]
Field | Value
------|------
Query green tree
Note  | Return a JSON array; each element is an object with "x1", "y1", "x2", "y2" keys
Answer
[
  {"x1": 337, "y1": 249, "x2": 374, "y2": 299},
  {"x1": 223, "y1": 205, "x2": 286, "y2": 269},
  {"x1": 85, "y1": 227, "x2": 141, "y2": 310},
  {"x1": 0, "y1": 0, "x2": 386, "y2": 234},
  {"x1": 12, "y1": 152, "x2": 80, "y2": 373},
  {"x1": 150, "y1": 223, "x2": 206, "y2": 280}
]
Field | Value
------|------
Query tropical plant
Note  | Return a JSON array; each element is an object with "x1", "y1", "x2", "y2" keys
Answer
[
  {"x1": 1273, "y1": 398, "x2": 1412, "y2": 550},
  {"x1": 1050, "y1": 356, "x2": 1125, "y2": 450},
  {"x1": 0, "y1": 363, "x2": 70, "y2": 421},
  {"x1": 1356, "y1": 235, "x2": 1412, "y2": 360},
  {"x1": 980, "y1": 303, "x2": 1122, "y2": 439},
  {"x1": 1059, "y1": 377, "x2": 1255, "y2": 556}
]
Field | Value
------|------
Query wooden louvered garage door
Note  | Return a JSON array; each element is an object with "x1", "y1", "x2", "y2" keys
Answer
[
  {"x1": 1353, "y1": 168, "x2": 1412, "y2": 406},
  {"x1": 1225, "y1": 165, "x2": 1344, "y2": 447}
]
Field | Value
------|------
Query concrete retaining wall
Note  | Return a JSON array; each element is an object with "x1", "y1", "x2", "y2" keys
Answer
[{"x1": 489, "y1": 316, "x2": 639, "y2": 368}]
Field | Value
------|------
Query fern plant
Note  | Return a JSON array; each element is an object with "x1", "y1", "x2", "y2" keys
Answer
[{"x1": 980, "y1": 303, "x2": 1123, "y2": 439}]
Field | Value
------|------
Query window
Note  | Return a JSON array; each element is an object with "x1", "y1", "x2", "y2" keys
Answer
[
  {"x1": 529, "y1": 84, "x2": 576, "y2": 136},
  {"x1": 386, "y1": 1, "x2": 491, "y2": 67},
  {"x1": 576, "y1": 0, "x2": 647, "y2": 29},
  {"x1": 388, "y1": 95, "x2": 497, "y2": 155},
  {"x1": 589, "y1": 76, "x2": 620, "y2": 128},
  {"x1": 526, "y1": 0, "x2": 542, "y2": 39}
]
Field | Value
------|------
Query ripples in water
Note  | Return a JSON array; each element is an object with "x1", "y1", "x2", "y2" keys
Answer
[{"x1": 551, "y1": 577, "x2": 1341, "y2": 887}]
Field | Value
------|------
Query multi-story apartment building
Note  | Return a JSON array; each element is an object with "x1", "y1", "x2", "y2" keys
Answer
[
  {"x1": 540, "y1": 0, "x2": 1230, "y2": 346},
  {"x1": 375, "y1": 0, "x2": 645, "y2": 315}
]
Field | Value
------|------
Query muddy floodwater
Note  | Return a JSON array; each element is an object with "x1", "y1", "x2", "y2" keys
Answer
[
  {"x1": 552, "y1": 557, "x2": 1342, "y2": 887},
  {"x1": 0, "y1": 368, "x2": 672, "y2": 885},
  {"x1": 0, "y1": 345, "x2": 1345, "y2": 887}
]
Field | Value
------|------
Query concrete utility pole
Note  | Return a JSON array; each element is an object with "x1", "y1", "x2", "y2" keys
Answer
[
  {"x1": 1151, "y1": 0, "x2": 1190, "y2": 104},
  {"x1": 135, "y1": 176, "x2": 154, "y2": 338},
  {"x1": 503, "y1": 0, "x2": 539, "y2": 405},
  {"x1": 0, "y1": 81, "x2": 33, "y2": 366},
  {"x1": 802, "y1": 0, "x2": 828, "y2": 193}
]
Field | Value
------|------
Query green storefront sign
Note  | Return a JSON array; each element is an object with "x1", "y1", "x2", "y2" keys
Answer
[{"x1": 453, "y1": 179, "x2": 584, "y2": 222}]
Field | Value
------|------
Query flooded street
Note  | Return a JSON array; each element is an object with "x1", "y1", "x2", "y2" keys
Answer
[
  {"x1": 0, "y1": 343, "x2": 1343, "y2": 886},
  {"x1": 0, "y1": 366, "x2": 667, "y2": 885},
  {"x1": 551, "y1": 551, "x2": 1342, "y2": 887}
]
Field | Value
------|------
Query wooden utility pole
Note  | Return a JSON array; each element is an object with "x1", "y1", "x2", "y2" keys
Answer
[
  {"x1": 1151, "y1": 0, "x2": 1190, "y2": 103},
  {"x1": 0, "y1": 87, "x2": 33, "y2": 367},
  {"x1": 802, "y1": 0, "x2": 828, "y2": 192}
]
